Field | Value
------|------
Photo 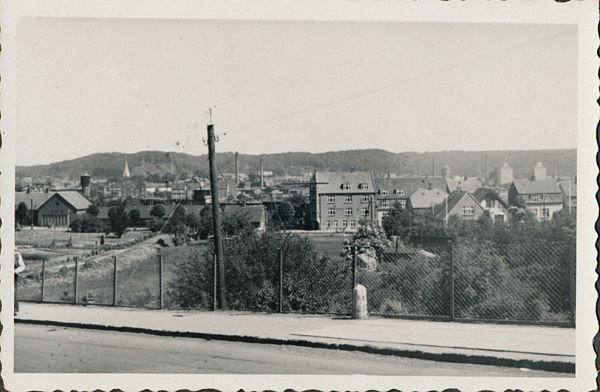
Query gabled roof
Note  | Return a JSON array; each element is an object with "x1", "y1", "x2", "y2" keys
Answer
[
  {"x1": 409, "y1": 187, "x2": 447, "y2": 209},
  {"x1": 374, "y1": 176, "x2": 446, "y2": 197},
  {"x1": 511, "y1": 178, "x2": 561, "y2": 194},
  {"x1": 224, "y1": 204, "x2": 266, "y2": 223},
  {"x1": 558, "y1": 181, "x2": 577, "y2": 197},
  {"x1": 472, "y1": 188, "x2": 509, "y2": 208},
  {"x1": 314, "y1": 171, "x2": 375, "y2": 194},
  {"x1": 445, "y1": 177, "x2": 482, "y2": 193},
  {"x1": 15, "y1": 192, "x2": 53, "y2": 209},
  {"x1": 55, "y1": 191, "x2": 93, "y2": 210},
  {"x1": 433, "y1": 191, "x2": 483, "y2": 217}
]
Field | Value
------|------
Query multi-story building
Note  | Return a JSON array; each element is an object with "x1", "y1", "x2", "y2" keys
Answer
[
  {"x1": 472, "y1": 187, "x2": 510, "y2": 223},
  {"x1": 558, "y1": 179, "x2": 577, "y2": 213},
  {"x1": 434, "y1": 191, "x2": 485, "y2": 222},
  {"x1": 373, "y1": 176, "x2": 446, "y2": 225},
  {"x1": 309, "y1": 171, "x2": 376, "y2": 231},
  {"x1": 508, "y1": 178, "x2": 563, "y2": 221}
]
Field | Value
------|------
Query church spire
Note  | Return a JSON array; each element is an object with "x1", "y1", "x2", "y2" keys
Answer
[{"x1": 123, "y1": 157, "x2": 131, "y2": 178}]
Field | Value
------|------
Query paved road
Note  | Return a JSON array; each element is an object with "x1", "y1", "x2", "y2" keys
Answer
[{"x1": 15, "y1": 324, "x2": 564, "y2": 376}]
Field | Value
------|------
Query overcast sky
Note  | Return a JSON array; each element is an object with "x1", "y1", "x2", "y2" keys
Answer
[{"x1": 17, "y1": 18, "x2": 577, "y2": 166}]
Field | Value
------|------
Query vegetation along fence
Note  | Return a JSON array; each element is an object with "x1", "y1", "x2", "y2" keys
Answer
[{"x1": 18, "y1": 235, "x2": 575, "y2": 326}]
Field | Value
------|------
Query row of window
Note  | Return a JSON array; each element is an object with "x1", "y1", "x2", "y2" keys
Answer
[
  {"x1": 528, "y1": 194, "x2": 555, "y2": 202},
  {"x1": 327, "y1": 207, "x2": 369, "y2": 216},
  {"x1": 378, "y1": 189, "x2": 405, "y2": 196},
  {"x1": 342, "y1": 183, "x2": 370, "y2": 190},
  {"x1": 531, "y1": 207, "x2": 552, "y2": 219},
  {"x1": 323, "y1": 219, "x2": 357, "y2": 228},
  {"x1": 381, "y1": 200, "x2": 406, "y2": 208},
  {"x1": 327, "y1": 195, "x2": 370, "y2": 203},
  {"x1": 462, "y1": 206, "x2": 475, "y2": 216}
]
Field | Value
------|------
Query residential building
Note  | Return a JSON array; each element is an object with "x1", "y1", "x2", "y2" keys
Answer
[
  {"x1": 409, "y1": 186, "x2": 448, "y2": 216},
  {"x1": 434, "y1": 191, "x2": 485, "y2": 222},
  {"x1": 309, "y1": 171, "x2": 376, "y2": 231},
  {"x1": 558, "y1": 179, "x2": 577, "y2": 212},
  {"x1": 373, "y1": 176, "x2": 445, "y2": 225},
  {"x1": 445, "y1": 176, "x2": 482, "y2": 193},
  {"x1": 508, "y1": 179, "x2": 562, "y2": 221},
  {"x1": 472, "y1": 188, "x2": 510, "y2": 223}
]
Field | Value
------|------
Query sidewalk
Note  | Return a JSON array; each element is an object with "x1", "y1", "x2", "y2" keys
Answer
[{"x1": 15, "y1": 302, "x2": 575, "y2": 373}]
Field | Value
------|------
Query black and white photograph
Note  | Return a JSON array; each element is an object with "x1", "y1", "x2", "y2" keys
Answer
[{"x1": 1, "y1": 1, "x2": 597, "y2": 391}]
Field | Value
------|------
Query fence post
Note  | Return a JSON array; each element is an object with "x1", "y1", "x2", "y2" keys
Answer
[
  {"x1": 570, "y1": 241, "x2": 576, "y2": 327},
  {"x1": 212, "y1": 253, "x2": 217, "y2": 311},
  {"x1": 41, "y1": 258, "x2": 46, "y2": 302},
  {"x1": 112, "y1": 256, "x2": 117, "y2": 306},
  {"x1": 158, "y1": 252, "x2": 163, "y2": 309},
  {"x1": 278, "y1": 247, "x2": 283, "y2": 313},
  {"x1": 352, "y1": 245, "x2": 357, "y2": 289},
  {"x1": 73, "y1": 256, "x2": 79, "y2": 305},
  {"x1": 449, "y1": 242, "x2": 455, "y2": 321}
]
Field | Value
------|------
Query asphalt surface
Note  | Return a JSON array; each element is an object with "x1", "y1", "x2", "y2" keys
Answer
[{"x1": 15, "y1": 324, "x2": 565, "y2": 376}]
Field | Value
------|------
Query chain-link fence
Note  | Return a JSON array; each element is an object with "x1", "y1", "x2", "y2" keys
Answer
[
  {"x1": 357, "y1": 240, "x2": 575, "y2": 325},
  {"x1": 17, "y1": 236, "x2": 575, "y2": 326}
]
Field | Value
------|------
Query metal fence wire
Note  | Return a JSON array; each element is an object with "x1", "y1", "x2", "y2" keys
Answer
[
  {"x1": 357, "y1": 240, "x2": 575, "y2": 324},
  {"x1": 17, "y1": 236, "x2": 575, "y2": 326}
]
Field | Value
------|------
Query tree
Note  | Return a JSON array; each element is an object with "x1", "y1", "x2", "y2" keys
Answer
[
  {"x1": 381, "y1": 201, "x2": 411, "y2": 238},
  {"x1": 343, "y1": 223, "x2": 390, "y2": 271},
  {"x1": 223, "y1": 209, "x2": 253, "y2": 236},
  {"x1": 274, "y1": 201, "x2": 295, "y2": 229},
  {"x1": 15, "y1": 202, "x2": 29, "y2": 225},
  {"x1": 163, "y1": 204, "x2": 187, "y2": 235},
  {"x1": 150, "y1": 204, "x2": 166, "y2": 219},
  {"x1": 70, "y1": 213, "x2": 105, "y2": 233},
  {"x1": 128, "y1": 209, "x2": 141, "y2": 226},
  {"x1": 86, "y1": 204, "x2": 100, "y2": 216},
  {"x1": 162, "y1": 172, "x2": 176, "y2": 183},
  {"x1": 108, "y1": 202, "x2": 129, "y2": 237},
  {"x1": 286, "y1": 193, "x2": 309, "y2": 229},
  {"x1": 146, "y1": 173, "x2": 162, "y2": 183}
]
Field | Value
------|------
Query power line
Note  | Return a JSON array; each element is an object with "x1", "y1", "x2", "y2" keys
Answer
[{"x1": 217, "y1": 28, "x2": 576, "y2": 139}]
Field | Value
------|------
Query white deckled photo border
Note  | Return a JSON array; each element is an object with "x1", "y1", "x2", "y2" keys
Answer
[{"x1": 0, "y1": 1, "x2": 597, "y2": 391}]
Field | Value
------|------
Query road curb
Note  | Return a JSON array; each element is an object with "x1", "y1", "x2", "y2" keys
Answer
[{"x1": 16, "y1": 318, "x2": 575, "y2": 374}]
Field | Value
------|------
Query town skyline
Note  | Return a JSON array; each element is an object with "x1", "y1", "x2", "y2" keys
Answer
[{"x1": 17, "y1": 19, "x2": 577, "y2": 166}]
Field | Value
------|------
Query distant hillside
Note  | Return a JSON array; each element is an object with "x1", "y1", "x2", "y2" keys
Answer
[{"x1": 16, "y1": 148, "x2": 577, "y2": 181}]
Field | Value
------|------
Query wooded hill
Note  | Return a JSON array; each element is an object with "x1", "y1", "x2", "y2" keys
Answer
[{"x1": 16, "y1": 148, "x2": 577, "y2": 181}]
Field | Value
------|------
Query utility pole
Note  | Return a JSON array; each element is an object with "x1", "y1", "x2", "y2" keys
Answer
[
  {"x1": 207, "y1": 123, "x2": 225, "y2": 309},
  {"x1": 234, "y1": 151, "x2": 239, "y2": 188},
  {"x1": 484, "y1": 155, "x2": 488, "y2": 182},
  {"x1": 260, "y1": 156, "x2": 264, "y2": 189}
]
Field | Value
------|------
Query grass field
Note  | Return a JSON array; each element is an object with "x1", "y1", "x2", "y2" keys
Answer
[
  {"x1": 16, "y1": 228, "x2": 151, "y2": 248},
  {"x1": 297, "y1": 233, "x2": 347, "y2": 261},
  {"x1": 17, "y1": 241, "x2": 207, "y2": 308}
]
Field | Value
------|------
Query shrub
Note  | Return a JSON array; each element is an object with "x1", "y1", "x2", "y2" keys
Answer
[{"x1": 167, "y1": 232, "x2": 352, "y2": 313}]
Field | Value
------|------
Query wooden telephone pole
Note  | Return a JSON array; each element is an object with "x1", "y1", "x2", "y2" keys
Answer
[{"x1": 207, "y1": 122, "x2": 226, "y2": 309}]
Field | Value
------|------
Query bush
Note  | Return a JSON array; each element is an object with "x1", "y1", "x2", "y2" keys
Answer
[
  {"x1": 167, "y1": 232, "x2": 352, "y2": 313},
  {"x1": 70, "y1": 213, "x2": 105, "y2": 233}
]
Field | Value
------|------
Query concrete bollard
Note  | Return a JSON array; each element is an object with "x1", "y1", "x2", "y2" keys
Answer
[{"x1": 352, "y1": 284, "x2": 368, "y2": 319}]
